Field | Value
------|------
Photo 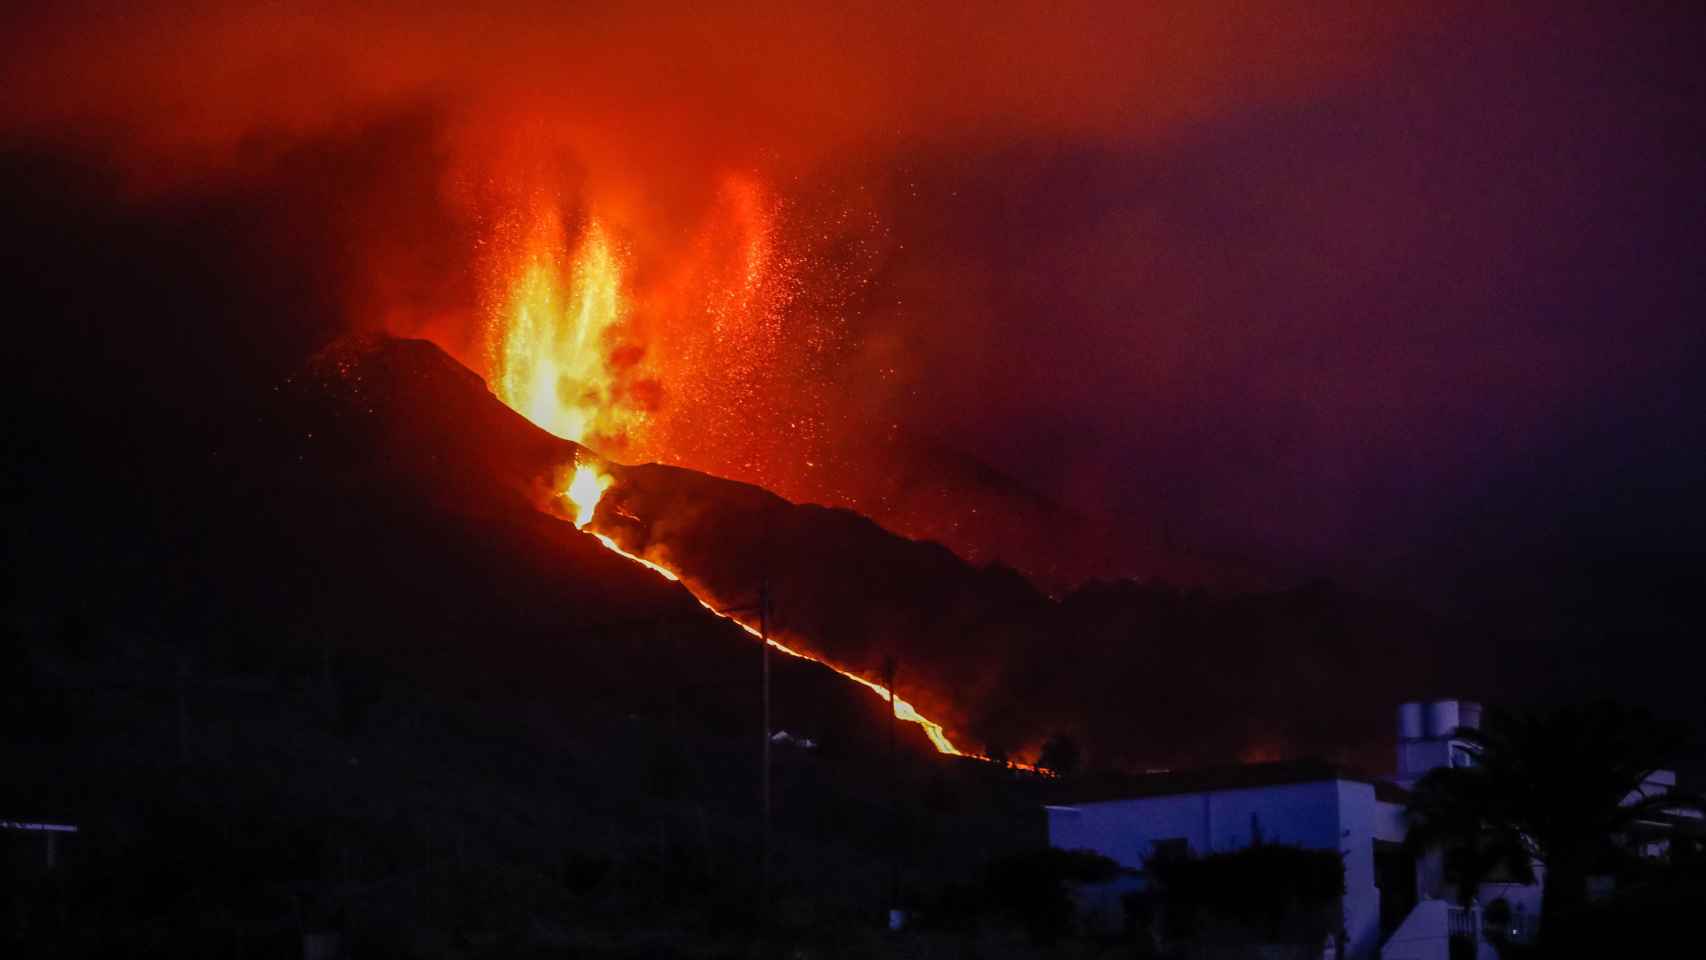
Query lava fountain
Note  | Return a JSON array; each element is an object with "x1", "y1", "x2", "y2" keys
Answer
[{"x1": 488, "y1": 213, "x2": 655, "y2": 453}]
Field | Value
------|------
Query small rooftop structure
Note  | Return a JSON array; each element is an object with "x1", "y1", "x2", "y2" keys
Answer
[{"x1": 1395, "y1": 699, "x2": 1482, "y2": 788}]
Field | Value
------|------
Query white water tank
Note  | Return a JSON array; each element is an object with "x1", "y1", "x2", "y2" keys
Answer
[
  {"x1": 1425, "y1": 700, "x2": 1461, "y2": 738},
  {"x1": 1398, "y1": 702, "x2": 1425, "y2": 741}
]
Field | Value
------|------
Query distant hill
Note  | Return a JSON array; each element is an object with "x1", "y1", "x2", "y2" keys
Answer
[{"x1": 818, "y1": 430, "x2": 1276, "y2": 595}]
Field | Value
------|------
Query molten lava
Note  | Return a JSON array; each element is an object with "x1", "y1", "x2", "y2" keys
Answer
[
  {"x1": 560, "y1": 458, "x2": 964, "y2": 757},
  {"x1": 563, "y1": 461, "x2": 681, "y2": 581},
  {"x1": 565, "y1": 464, "x2": 613, "y2": 528},
  {"x1": 489, "y1": 215, "x2": 652, "y2": 451}
]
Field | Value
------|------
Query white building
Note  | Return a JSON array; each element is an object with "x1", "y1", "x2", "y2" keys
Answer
[
  {"x1": 1044, "y1": 699, "x2": 1692, "y2": 959},
  {"x1": 1046, "y1": 758, "x2": 1410, "y2": 959}
]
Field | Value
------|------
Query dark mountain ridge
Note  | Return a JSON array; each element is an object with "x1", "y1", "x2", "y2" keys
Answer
[{"x1": 302, "y1": 333, "x2": 1457, "y2": 771}]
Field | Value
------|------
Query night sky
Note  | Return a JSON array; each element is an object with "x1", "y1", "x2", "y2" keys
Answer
[{"x1": 6, "y1": 4, "x2": 1705, "y2": 715}]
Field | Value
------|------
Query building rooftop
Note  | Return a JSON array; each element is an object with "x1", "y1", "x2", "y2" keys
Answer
[{"x1": 1049, "y1": 758, "x2": 1410, "y2": 807}]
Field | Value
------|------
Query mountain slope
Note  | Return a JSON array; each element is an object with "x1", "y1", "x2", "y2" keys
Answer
[
  {"x1": 283, "y1": 333, "x2": 943, "y2": 758},
  {"x1": 303, "y1": 334, "x2": 1456, "y2": 770}
]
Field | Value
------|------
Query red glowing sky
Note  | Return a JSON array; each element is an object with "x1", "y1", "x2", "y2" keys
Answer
[{"x1": 4, "y1": 2, "x2": 1702, "y2": 594}]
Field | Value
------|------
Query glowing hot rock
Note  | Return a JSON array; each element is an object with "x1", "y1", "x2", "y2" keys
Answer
[
  {"x1": 562, "y1": 462, "x2": 679, "y2": 581},
  {"x1": 565, "y1": 464, "x2": 613, "y2": 528},
  {"x1": 559, "y1": 460, "x2": 965, "y2": 756}
]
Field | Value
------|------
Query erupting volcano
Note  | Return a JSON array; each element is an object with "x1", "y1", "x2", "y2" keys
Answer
[
  {"x1": 9, "y1": 4, "x2": 1702, "y2": 954},
  {"x1": 483, "y1": 206, "x2": 973, "y2": 756}
]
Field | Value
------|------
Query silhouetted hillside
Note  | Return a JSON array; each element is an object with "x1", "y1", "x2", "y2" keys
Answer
[{"x1": 302, "y1": 335, "x2": 1460, "y2": 771}]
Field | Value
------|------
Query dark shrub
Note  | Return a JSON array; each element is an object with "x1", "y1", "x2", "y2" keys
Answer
[{"x1": 1145, "y1": 843, "x2": 1345, "y2": 948}]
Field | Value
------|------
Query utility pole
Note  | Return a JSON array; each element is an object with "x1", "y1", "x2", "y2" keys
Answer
[
  {"x1": 715, "y1": 581, "x2": 776, "y2": 949},
  {"x1": 176, "y1": 652, "x2": 190, "y2": 764},
  {"x1": 883, "y1": 654, "x2": 901, "y2": 931},
  {"x1": 758, "y1": 578, "x2": 772, "y2": 944}
]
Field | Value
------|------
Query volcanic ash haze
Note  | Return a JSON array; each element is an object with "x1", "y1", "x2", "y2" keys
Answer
[
  {"x1": 0, "y1": 1, "x2": 1481, "y2": 589},
  {"x1": 7, "y1": 3, "x2": 1704, "y2": 757}
]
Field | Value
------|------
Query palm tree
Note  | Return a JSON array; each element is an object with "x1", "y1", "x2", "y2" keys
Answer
[{"x1": 1404, "y1": 701, "x2": 1701, "y2": 948}]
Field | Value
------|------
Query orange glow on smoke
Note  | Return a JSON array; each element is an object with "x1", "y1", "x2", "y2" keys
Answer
[{"x1": 560, "y1": 459, "x2": 964, "y2": 756}]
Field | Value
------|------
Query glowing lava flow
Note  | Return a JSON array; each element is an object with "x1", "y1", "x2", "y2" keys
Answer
[
  {"x1": 562, "y1": 463, "x2": 964, "y2": 756},
  {"x1": 565, "y1": 464, "x2": 612, "y2": 527}
]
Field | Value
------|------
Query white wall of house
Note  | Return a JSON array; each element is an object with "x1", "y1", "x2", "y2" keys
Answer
[
  {"x1": 1046, "y1": 780, "x2": 1345, "y2": 865},
  {"x1": 1334, "y1": 780, "x2": 1386, "y2": 960},
  {"x1": 1049, "y1": 699, "x2": 1688, "y2": 959},
  {"x1": 1046, "y1": 777, "x2": 1390, "y2": 960}
]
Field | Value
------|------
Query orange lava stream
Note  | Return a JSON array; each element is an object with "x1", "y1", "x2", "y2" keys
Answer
[
  {"x1": 563, "y1": 464, "x2": 964, "y2": 757},
  {"x1": 589, "y1": 531, "x2": 680, "y2": 582}
]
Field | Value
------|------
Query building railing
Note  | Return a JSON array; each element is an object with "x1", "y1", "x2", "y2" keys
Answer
[
  {"x1": 1446, "y1": 906, "x2": 1477, "y2": 940},
  {"x1": 1446, "y1": 908, "x2": 1478, "y2": 960},
  {"x1": 1445, "y1": 903, "x2": 1540, "y2": 952}
]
